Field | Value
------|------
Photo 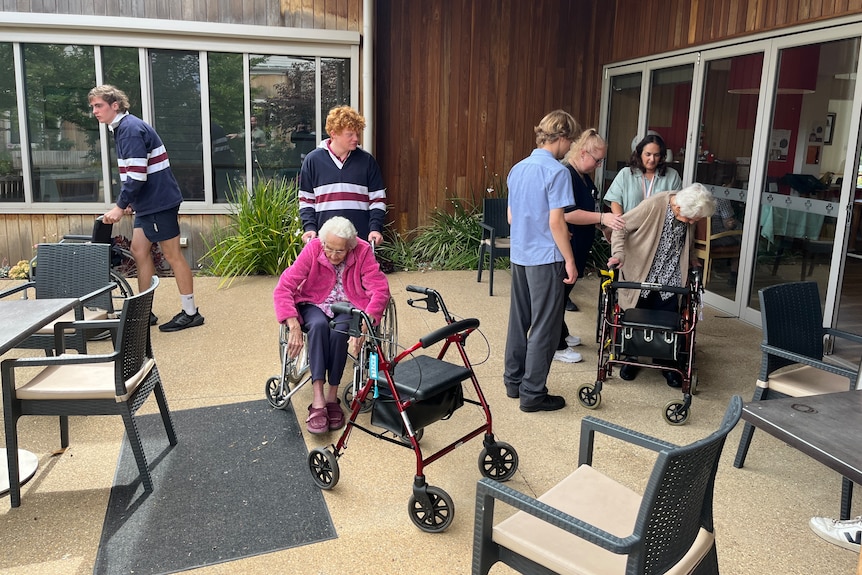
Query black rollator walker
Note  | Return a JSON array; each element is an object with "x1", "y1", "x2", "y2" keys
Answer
[
  {"x1": 307, "y1": 285, "x2": 518, "y2": 533},
  {"x1": 579, "y1": 267, "x2": 704, "y2": 425}
]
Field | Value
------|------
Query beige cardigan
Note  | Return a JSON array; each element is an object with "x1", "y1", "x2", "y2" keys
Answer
[{"x1": 610, "y1": 191, "x2": 695, "y2": 310}]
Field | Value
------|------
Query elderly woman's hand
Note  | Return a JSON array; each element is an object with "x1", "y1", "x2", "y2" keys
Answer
[
  {"x1": 285, "y1": 318, "x2": 304, "y2": 358},
  {"x1": 607, "y1": 256, "x2": 621, "y2": 270}
]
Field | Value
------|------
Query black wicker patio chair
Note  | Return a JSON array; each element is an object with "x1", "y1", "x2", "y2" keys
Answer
[
  {"x1": 0, "y1": 242, "x2": 115, "y2": 355},
  {"x1": 733, "y1": 281, "x2": 862, "y2": 520},
  {"x1": 472, "y1": 395, "x2": 743, "y2": 575},
  {"x1": 1, "y1": 276, "x2": 177, "y2": 508}
]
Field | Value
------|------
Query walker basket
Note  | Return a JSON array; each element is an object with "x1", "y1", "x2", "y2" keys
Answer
[
  {"x1": 370, "y1": 355, "x2": 469, "y2": 434},
  {"x1": 619, "y1": 308, "x2": 680, "y2": 361}
]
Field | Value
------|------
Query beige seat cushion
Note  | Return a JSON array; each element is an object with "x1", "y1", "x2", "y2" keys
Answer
[
  {"x1": 759, "y1": 365, "x2": 851, "y2": 396},
  {"x1": 34, "y1": 307, "x2": 109, "y2": 334},
  {"x1": 16, "y1": 357, "x2": 155, "y2": 402},
  {"x1": 492, "y1": 464, "x2": 714, "y2": 575}
]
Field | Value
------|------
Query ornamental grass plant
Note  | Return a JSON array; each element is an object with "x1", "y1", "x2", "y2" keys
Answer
[{"x1": 201, "y1": 177, "x2": 304, "y2": 287}]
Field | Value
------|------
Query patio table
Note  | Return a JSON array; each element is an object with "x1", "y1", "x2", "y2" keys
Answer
[
  {"x1": 741, "y1": 390, "x2": 862, "y2": 574},
  {"x1": 0, "y1": 297, "x2": 79, "y2": 497}
]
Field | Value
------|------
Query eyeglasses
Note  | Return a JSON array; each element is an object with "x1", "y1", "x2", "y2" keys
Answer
[
  {"x1": 587, "y1": 151, "x2": 605, "y2": 166},
  {"x1": 322, "y1": 244, "x2": 347, "y2": 255}
]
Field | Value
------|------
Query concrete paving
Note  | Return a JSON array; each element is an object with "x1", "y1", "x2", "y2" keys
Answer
[{"x1": 0, "y1": 270, "x2": 858, "y2": 574}]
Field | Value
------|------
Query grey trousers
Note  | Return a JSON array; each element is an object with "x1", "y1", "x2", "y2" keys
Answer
[{"x1": 503, "y1": 261, "x2": 566, "y2": 406}]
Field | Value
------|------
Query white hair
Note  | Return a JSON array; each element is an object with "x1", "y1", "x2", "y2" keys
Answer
[{"x1": 318, "y1": 216, "x2": 358, "y2": 249}]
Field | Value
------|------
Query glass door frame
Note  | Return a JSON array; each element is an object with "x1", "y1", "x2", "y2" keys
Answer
[{"x1": 600, "y1": 23, "x2": 862, "y2": 329}]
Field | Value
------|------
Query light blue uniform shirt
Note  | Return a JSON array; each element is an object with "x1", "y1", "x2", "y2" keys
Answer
[{"x1": 507, "y1": 148, "x2": 571, "y2": 266}]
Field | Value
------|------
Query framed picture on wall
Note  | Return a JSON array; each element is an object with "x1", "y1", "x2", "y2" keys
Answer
[{"x1": 824, "y1": 113, "x2": 836, "y2": 145}]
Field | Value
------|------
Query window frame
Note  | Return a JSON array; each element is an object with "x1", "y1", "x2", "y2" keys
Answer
[{"x1": 0, "y1": 13, "x2": 360, "y2": 214}]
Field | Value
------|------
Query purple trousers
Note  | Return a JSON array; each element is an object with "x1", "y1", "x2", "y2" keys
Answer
[{"x1": 299, "y1": 304, "x2": 352, "y2": 385}]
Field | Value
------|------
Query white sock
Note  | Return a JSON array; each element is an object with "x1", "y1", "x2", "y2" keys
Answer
[{"x1": 181, "y1": 294, "x2": 197, "y2": 316}]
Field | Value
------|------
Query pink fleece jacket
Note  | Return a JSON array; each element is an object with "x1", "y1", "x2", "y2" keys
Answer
[{"x1": 273, "y1": 238, "x2": 391, "y2": 325}]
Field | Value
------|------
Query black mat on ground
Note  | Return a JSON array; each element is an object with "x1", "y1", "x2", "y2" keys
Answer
[{"x1": 93, "y1": 400, "x2": 336, "y2": 575}]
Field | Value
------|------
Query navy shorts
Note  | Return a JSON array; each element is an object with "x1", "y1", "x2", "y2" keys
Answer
[{"x1": 134, "y1": 206, "x2": 180, "y2": 242}]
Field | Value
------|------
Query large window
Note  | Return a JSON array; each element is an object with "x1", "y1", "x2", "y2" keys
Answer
[
  {"x1": 0, "y1": 42, "x2": 22, "y2": 202},
  {"x1": 23, "y1": 44, "x2": 100, "y2": 203},
  {"x1": 0, "y1": 36, "x2": 357, "y2": 209}
]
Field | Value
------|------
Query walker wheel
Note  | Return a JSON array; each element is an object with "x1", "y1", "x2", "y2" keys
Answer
[
  {"x1": 479, "y1": 441, "x2": 519, "y2": 482},
  {"x1": 408, "y1": 485, "x2": 454, "y2": 533},
  {"x1": 342, "y1": 385, "x2": 373, "y2": 414},
  {"x1": 308, "y1": 447, "x2": 340, "y2": 490},
  {"x1": 689, "y1": 370, "x2": 698, "y2": 395},
  {"x1": 265, "y1": 376, "x2": 289, "y2": 409},
  {"x1": 663, "y1": 400, "x2": 690, "y2": 426},
  {"x1": 577, "y1": 383, "x2": 602, "y2": 410}
]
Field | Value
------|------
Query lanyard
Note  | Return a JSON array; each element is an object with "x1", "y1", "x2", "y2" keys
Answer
[{"x1": 642, "y1": 174, "x2": 656, "y2": 199}]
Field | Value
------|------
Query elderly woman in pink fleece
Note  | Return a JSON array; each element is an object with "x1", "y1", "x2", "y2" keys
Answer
[{"x1": 274, "y1": 216, "x2": 390, "y2": 435}]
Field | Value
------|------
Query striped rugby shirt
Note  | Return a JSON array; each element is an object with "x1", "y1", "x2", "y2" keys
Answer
[
  {"x1": 298, "y1": 140, "x2": 387, "y2": 241},
  {"x1": 109, "y1": 112, "x2": 183, "y2": 216}
]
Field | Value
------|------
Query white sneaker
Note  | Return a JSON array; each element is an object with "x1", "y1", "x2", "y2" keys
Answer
[
  {"x1": 553, "y1": 348, "x2": 583, "y2": 363},
  {"x1": 809, "y1": 516, "x2": 862, "y2": 552},
  {"x1": 565, "y1": 335, "x2": 582, "y2": 347}
]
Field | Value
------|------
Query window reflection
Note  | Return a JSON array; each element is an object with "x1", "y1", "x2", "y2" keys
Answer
[
  {"x1": 24, "y1": 44, "x2": 101, "y2": 203},
  {"x1": 604, "y1": 72, "x2": 641, "y2": 193},
  {"x1": 150, "y1": 49, "x2": 203, "y2": 201},
  {"x1": 0, "y1": 43, "x2": 23, "y2": 202},
  {"x1": 209, "y1": 52, "x2": 245, "y2": 203},
  {"x1": 101, "y1": 46, "x2": 141, "y2": 202},
  {"x1": 250, "y1": 54, "x2": 316, "y2": 184}
]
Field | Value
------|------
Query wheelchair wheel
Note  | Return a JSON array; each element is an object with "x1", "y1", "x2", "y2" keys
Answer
[
  {"x1": 110, "y1": 270, "x2": 134, "y2": 304},
  {"x1": 342, "y1": 381, "x2": 374, "y2": 414},
  {"x1": 408, "y1": 485, "x2": 454, "y2": 533},
  {"x1": 663, "y1": 400, "x2": 690, "y2": 425},
  {"x1": 378, "y1": 297, "x2": 398, "y2": 359},
  {"x1": 478, "y1": 441, "x2": 519, "y2": 481},
  {"x1": 265, "y1": 376, "x2": 290, "y2": 409},
  {"x1": 287, "y1": 338, "x2": 310, "y2": 384},
  {"x1": 577, "y1": 383, "x2": 602, "y2": 410},
  {"x1": 308, "y1": 447, "x2": 340, "y2": 490},
  {"x1": 398, "y1": 427, "x2": 424, "y2": 445}
]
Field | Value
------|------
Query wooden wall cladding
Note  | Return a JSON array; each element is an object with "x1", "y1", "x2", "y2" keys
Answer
[
  {"x1": 374, "y1": 0, "x2": 615, "y2": 234},
  {"x1": 610, "y1": 0, "x2": 862, "y2": 62},
  {"x1": 0, "y1": 0, "x2": 361, "y2": 30},
  {"x1": 0, "y1": 212, "x2": 230, "y2": 271}
]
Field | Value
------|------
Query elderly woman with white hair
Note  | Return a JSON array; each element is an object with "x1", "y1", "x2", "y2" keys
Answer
[
  {"x1": 607, "y1": 183, "x2": 716, "y2": 387},
  {"x1": 274, "y1": 216, "x2": 390, "y2": 434}
]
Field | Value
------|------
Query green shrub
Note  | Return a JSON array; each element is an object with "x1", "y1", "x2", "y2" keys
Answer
[
  {"x1": 408, "y1": 198, "x2": 484, "y2": 270},
  {"x1": 200, "y1": 177, "x2": 304, "y2": 287}
]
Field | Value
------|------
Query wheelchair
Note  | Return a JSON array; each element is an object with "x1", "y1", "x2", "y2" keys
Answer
[
  {"x1": 579, "y1": 267, "x2": 704, "y2": 425},
  {"x1": 307, "y1": 285, "x2": 518, "y2": 533},
  {"x1": 265, "y1": 295, "x2": 397, "y2": 409}
]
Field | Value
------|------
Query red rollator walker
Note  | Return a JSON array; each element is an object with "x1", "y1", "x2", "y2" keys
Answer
[{"x1": 307, "y1": 285, "x2": 519, "y2": 533}]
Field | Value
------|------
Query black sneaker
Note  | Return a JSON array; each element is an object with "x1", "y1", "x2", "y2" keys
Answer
[
  {"x1": 520, "y1": 394, "x2": 565, "y2": 412},
  {"x1": 150, "y1": 312, "x2": 159, "y2": 326},
  {"x1": 158, "y1": 310, "x2": 204, "y2": 332}
]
